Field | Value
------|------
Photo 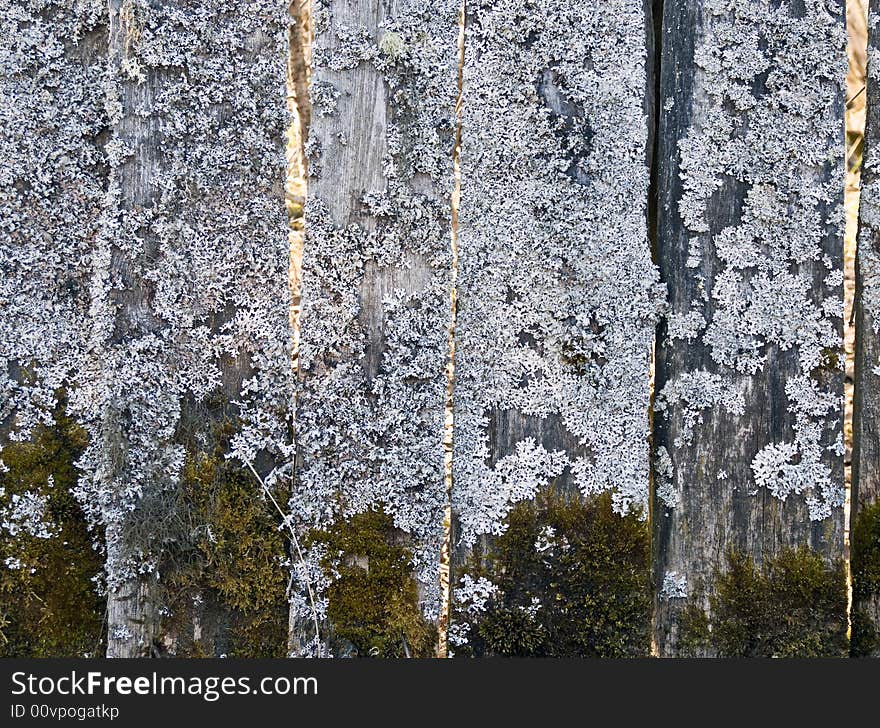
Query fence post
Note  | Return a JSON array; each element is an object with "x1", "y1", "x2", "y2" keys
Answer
[
  {"x1": 448, "y1": 1, "x2": 663, "y2": 657},
  {"x1": 653, "y1": 0, "x2": 848, "y2": 656},
  {"x1": 853, "y1": 0, "x2": 880, "y2": 660},
  {"x1": 96, "y1": 0, "x2": 292, "y2": 657},
  {"x1": 292, "y1": 1, "x2": 460, "y2": 656},
  {"x1": 0, "y1": 2, "x2": 109, "y2": 655}
]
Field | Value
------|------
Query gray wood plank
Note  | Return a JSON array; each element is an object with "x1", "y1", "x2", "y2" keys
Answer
[
  {"x1": 292, "y1": 0, "x2": 459, "y2": 656},
  {"x1": 449, "y1": 0, "x2": 662, "y2": 657},
  {"x1": 852, "y1": 0, "x2": 880, "y2": 660},
  {"x1": 93, "y1": 0, "x2": 292, "y2": 657},
  {"x1": 653, "y1": 0, "x2": 848, "y2": 656}
]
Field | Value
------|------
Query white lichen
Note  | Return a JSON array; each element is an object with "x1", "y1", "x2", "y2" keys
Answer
[
  {"x1": 452, "y1": 0, "x2": 665, "y2": 546},
  {"x1": 448, "y1": 574, "x2": 499, "y2": 649},
  {"x1": 0, "y1": 488, "x2": 56, "y2": 540},
  {"x1": 378, "y1": 31, "x2": 405, "y2": 60},
  {"x1": 654, "y1": 445, "x2": 677, "y2": 510},
  {"x1": 657, "y1": 0, "x2": 846, "y2": 521},
  {"x1": 660, "y1": 570, "x2": 688, "y2": 600},
  {"x1": 667, "y1": 309, "x2": 707, "y2": 342},
  {"x1": 655, "y1": 369, "x2": 746, "y2": 447},
  {"x1": 294, "y1": 0, "x2": 460, "y2": 637}
]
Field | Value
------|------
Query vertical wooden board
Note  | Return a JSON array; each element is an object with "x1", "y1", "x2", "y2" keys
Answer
[
  {"x1": 293, "y1": 1, "x2": 459, "y2": 656},
  {"x1": 653, "y1": 0, "x2": 848, "y2": 656},
  {"x1": 88, "y1": 0, "x2": 293, "y2": 657},
  {"x1": 449, "y1": 1, "x2": 663, "y2": 657},
  {"x1": 0, "y1": 0, "x2": 108, "y2": 656},
  {"x1": 0, "y1": 1, "x2": 106, "y2": 447},
  {"x1": 853, "y1": 0, "x2": 880, "y2": 659}
]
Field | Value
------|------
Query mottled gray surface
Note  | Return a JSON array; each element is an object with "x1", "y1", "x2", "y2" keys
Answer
[
  {"x1": 853, "y1": 0, "x2": 880, "y2": 658},
  {"x1": 653, "y1": 0, "x2": 847, "y2": 656},
  {"x1": 292, "y1": 0, "x2": 459, "y2": 655}
]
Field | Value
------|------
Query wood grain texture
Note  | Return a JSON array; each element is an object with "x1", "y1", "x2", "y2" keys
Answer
[
  {"x1": 852, "y1": 0, "x2": 880, "y2": 659},
  {"x1": 448, "y1": 0, "x2": 661, "y2": 656},
  {"x1": 0, "y1": 0, "x2": 109, "y2": 656},
  {"x1": 652, "y1": 0, "x2": 847, "y2": 656},
  {"x1": 96, "y1": 0, "x2": 292, "y2": 657},
  {"x1": 292, "y1": 0, "x2": 459, "y2": 656},
  {"x1": 0, "y1": 2, "x2": 106, "y2": 448}
]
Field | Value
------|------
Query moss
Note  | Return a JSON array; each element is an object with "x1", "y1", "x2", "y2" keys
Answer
[
  {"x1": 851, "y1": 500, "x2": 880, "y2": 605},
  {"x1": 306, "y1": 509, "x2": 437, "y2": 658},
  {"x1": 0, "y1": 397, "x2": 105, "y2": 656},
  {"x1": 676, "y1": 599, "x2": 712, "y2": 657},
  {"x1": 851, "y1": 500, "x2": 880, "y2": 657},
  {"x1": 678, "y1": 547, "x2": 848, "y2": 657},
  {"x1": 160, "y1": 447, "x2": 289, "y2": 657},
  {"x1": 452, "y1": 490, "x2": 651, "y2": 657},
  {"x1": 850, "y1": 609, "x2": 879, "y2": 658},
  {"x1": 810, "y1": 346, "x2": 842, "y2": 381}
]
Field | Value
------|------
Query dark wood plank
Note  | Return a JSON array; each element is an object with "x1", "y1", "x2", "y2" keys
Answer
[
  {"x1": 852, "y1": 0, "x2": 880, "y2": 660},
  {"x1": 653, "y1": 0, "x2": 848, "y2": 656},
  {"x1": 449, "y1": 0, "x2": 662, "y2": 657}
]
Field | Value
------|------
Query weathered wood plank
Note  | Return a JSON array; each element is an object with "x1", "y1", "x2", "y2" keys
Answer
[
  {"x1": 0, "y1": 1, "x2": 106, "y2": 448},
  {"x1": 653, "y1": 0, "x2": 848, "y2": 656},
  {"x1": 448, "y1": 0, "x2": 662, "y2": 657},
  {"x1": 89, "y1": 0, "x2": 292, "y2": 657},
  {"x1": 292, "y1": 1, "x2": 459, "y2": 656},
  {"x1": 852, "y1": 0, "x2": 880, "y2": 659},
  {"x1": 0, "y1": 0, "x2": 108, "y2": 656}
]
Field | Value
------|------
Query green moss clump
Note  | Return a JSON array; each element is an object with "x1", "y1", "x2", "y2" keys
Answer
[
  {"x1": 851, "y1": 500, "x2": 880, "y2": 657},
  {"x1": 678, "y1": 547, "x2": 847, "y2": 657},
  {"x1": 676, "y1": 599, "x2": 712, "y2": 657},
  {"x1": 306, "y1": 509, "x2": 437, "y2": 658},
  {"x1": 452, "y1": 490, "x2": 651, "y2": 657},
  {"x1": 161, "y1": 451, "x2": 289, "y2": 657},
  {"x1": 0, "y1": 399, "x2": 105, "y2": 656},
  {"x1": 850, "y1": 608, "x2": 878, "y2": 658}
]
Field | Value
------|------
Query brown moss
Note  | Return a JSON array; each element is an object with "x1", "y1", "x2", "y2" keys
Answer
[
  {"x1": 810, "y1": 346, "x2": 842, "y2": 381},
  {"x1": 159, "y1": 449, "x2": 289, "y2": 657}
]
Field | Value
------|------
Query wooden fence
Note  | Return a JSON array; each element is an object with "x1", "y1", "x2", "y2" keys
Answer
[{"x1": 1, "y1": 0, "x2": 878, "y2": 657}]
